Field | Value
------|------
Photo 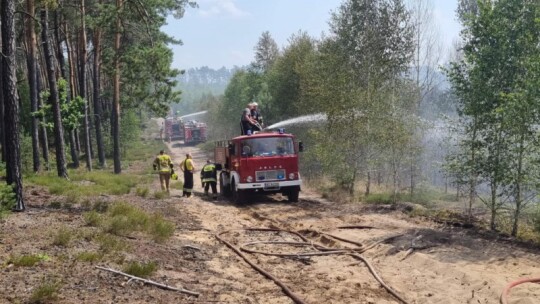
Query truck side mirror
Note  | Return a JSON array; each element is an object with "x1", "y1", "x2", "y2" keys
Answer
[
  {"x1": 298, "y1": 141, "x2": 304, "y2": 152},
  {"x1": 228, "y1": 143, "x2": 235, "y2": 155}
]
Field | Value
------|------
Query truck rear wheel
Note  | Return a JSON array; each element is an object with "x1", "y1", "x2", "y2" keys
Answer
[
  {"x1": 287, "y1": 189, "x2": 300, "y2": 203},
  {"x1": 232, "y1": 180, "x2": 247, "y2": 204},
  {"x1": 219, "y1": 173, "x2": 231, "y2": 197}
]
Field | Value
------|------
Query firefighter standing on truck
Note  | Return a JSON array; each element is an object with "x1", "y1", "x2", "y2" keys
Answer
[
  {"x1": 201, "y1": 159, "x2": 218, "y2": 200},
  {"x1": 153, "y1": 150, "x2": 173, "y2": 192},
  {"x1": 180, "y1": 153, "x2": 196, "y2": 198}
]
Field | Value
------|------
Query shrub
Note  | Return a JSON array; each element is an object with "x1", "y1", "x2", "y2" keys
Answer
[
  {"x1": 149, "y1": 214, "x2": 175, "y2": 243},
  {"x1": 153, "y1": 191, "x2": 168, "y2": 199},
  {"x1": 83, "y1": 211, "x2": 102, "y2": 227},
  {"x1": 92, "y1": 200, "x2": 109, "y2": 213},
  {"x1": 29, "y1": 280, "x2": 60, "y2": 304},
  {"x1": 52, "y1": 227, "x2": 73, "y2": 247},
  {"x1": 0, "y1": 182, "x2": 15, "y2": 218},
  {"x1": 96, "y1": 234, "x2": 128, "y2": 253},
  {"x1": 123, "y1": 261, "x2": 157, "y2": 278},
  {"x1": 136, "y1": 187, "x2": 149, "y2": 198}
]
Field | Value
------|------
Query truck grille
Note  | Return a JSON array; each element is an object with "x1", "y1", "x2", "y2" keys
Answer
[{"x1": 256, "y1": 170, "x2": 286, "y2": 181}]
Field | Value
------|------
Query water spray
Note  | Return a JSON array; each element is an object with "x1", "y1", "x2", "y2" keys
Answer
[
  {"x1": 180, "y1": 110, "x2": 208, "y2": 119},
  {"x1": 264, "y1": 113, "x2": 327, "y2": 130}
]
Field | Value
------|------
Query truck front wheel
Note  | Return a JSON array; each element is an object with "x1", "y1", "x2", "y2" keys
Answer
[
  {"x1": 232, "y1": 180, "x2": 247, "y2": 204},
  {"x1": 287, "y1": 189, "x2": 300, "y2": 203}
]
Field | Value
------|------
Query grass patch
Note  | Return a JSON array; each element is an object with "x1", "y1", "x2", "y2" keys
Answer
[
  {"x1": 76, "y1": 251, "x2": 102, "y2": 263},
  {"x1": 96, "y1": 234, "x2": 128, "y2": 253},
  {"x1": 93, "y1": 201, "x2": 175, "y2": 242},
  {"x1": 25, "y1": 170, "x2": 141, "y2": 197},
  {"x1": 124, "y1": 139, "x2": 166, "y2": 163},
  {"x1": 29, "y1": 279, "x2": 60, "y2": 304},
  {"x1": 83, "y1": 210, "x2": 102, "y2": 227},
  {"x1": 153, "y1": 191, "x2": 169, "y2": 199},
  {"x1": 9, "y1": 254, "x2": 50, "y2": 267},
  {"x1": 149, "y1": 214, "x2": 175, "y2": 242},
  {"x1": 170, "y1": 181, "x2": 184, "y2": 190},
  {"x1": 123, "y1": 261, "x2": 158, "y2": 278},
  {"x1": 51, "y1": 227, "x2": 74, "y2": 247},
  {"x1": 136, "y1": 187, "x2": 149, "y2": 198},
  {"x1": 365, "y1": 193, "x2": 394, "y2": 204},
  {"x1": 92, "y1": 200, "x2": 109, "y2": 213}
]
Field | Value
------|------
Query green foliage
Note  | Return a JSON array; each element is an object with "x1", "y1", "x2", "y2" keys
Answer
[
  {"x1": 9, "y1": 254, "x2": 50, "y2": 267},
  {"x1": 29, "y1": 279, "x2": 60, "y2": 304},
  {"x1": 445, "y1": 0, "x2": 540, "y2": 234},
  {"x1": 0, "y1": 181, "x2": 16, "y2": 217},
  {"x1": 123, "y1": 261, "x2": 158, "y2": 278},
  {"x1": 76, "y1": 251, "x2": 102, "y2": 263},
  {"x1": 32, "y1": 78, "x2": 85, "y2": 132}
]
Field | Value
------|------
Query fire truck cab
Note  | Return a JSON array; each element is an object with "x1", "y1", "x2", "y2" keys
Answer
[{"x1": 215, "y1": 130, "x2": 303, "y2": 203}]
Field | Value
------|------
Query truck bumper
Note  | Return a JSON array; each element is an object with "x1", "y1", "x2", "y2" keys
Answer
[{"x1": 237, "y1": 180, "x2": 302, "y2": 190}]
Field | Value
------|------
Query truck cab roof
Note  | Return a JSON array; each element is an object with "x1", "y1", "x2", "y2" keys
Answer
[{"x1": 233, "y1": 131, "x2": 294, "y2": 141}]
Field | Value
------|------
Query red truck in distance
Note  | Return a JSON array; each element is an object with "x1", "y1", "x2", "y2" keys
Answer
[
  {"x1": 164, "y1": 117, "x2": 207, "y2": 144},
  {"x1": 214, "y1": 130, "x2": 303, "y2": 204}
]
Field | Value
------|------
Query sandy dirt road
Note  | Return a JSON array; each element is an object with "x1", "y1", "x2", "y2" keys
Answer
[{"x1": 160, "y1": 136, "x2": 540, "y2": 304}]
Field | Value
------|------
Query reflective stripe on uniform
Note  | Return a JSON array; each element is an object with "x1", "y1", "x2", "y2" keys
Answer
[{"x1": 202, "y1": 178, "x2": 217, "y2": 182}]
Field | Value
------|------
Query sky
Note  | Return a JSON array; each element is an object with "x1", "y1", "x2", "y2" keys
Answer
[{"x1": 162, "y1": 0, "x2": 462, "y2": 70}]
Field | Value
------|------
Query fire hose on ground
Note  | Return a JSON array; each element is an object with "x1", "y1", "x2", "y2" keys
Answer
[
  {"x1": 500, "y1": 277, "x2": 540, "y2": 304},
  {"x1": 215, "y1": 228, "x2": 409, "y2": 304}
]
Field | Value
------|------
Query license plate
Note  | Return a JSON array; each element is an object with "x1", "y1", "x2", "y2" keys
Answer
[{"x1": 264, "y1": 182, "x2": 279, "y2": 189}]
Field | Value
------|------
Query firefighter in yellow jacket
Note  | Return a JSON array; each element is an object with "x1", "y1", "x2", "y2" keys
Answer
[
  {"x1": 153, "y1": 150, "x2": 173, "y2": 192},
  {"x1": 180, "y1": 153, "x2": 196, "y2": 198},
  {"x1": 201, "y1": 159, "x2": 218, "y2": 200}
]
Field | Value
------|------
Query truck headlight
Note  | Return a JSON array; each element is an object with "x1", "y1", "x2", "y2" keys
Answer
[
  {"x1": 289, "y1": 173, "x2": 295, "y2": 180},
  {"x1": 246, "y1": 176, "x2": 253, "y2": 183}
]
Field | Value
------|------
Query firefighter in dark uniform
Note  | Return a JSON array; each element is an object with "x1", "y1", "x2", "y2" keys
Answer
[
  {"x1": 180, "y1": 153, "x2": 196, "y2": 198},
  {"x1": 240, "y1": 103, "x2": 258, "y2": 135},
  {"x1": 250, "y1": 102, "x2": 263, "y2": 132},
  {"x1": 201, "y1": 159, "x2": 218, "y2": 200}
]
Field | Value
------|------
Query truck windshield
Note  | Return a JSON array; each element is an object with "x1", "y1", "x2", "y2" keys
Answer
[{"x1": 241, "y1": 137, "x2": 295, "y2": 157}]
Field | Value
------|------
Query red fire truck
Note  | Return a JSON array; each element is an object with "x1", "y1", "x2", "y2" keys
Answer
[
  {"x1": 164, "y1": 117, "x2": 207, "y2": 144},
  {"x1": 214, "y1": 130, "x2": 303, "y2": 203},
  {"x1": 183, "y1": 120, "x2": 208, "y2": 144}
]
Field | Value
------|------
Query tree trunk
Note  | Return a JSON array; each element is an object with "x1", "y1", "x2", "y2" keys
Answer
[
  {"x1": 36, "y1": 62, "x2": 50, "y2": 170},
  {"x1": 467, "y1": 120, "x2": 478, "y2": 223},
  {"x1": 55, "y1": 12, "x2": 79, "y2": 169},
  {"x1": 2, "y1": 0, "x2": 25, "y2": 210},
  {"x1": 112, "y1": 0, "x2": 123, "y2": 174},
  {"x1": 0, "y1": 35, "x2": 4, "y2": 164},
  {"x1": 93, "y1": 24, "x2": 106, "y2": 168},
  {"x1": 26, "y1": 0, "x2": 41, "y2": 173},
  {"x1": 511, "y1": 133, "x2": 525, "y2": 237},
  {"x1": 78, "y1": 0, "x2": 92, "y2": 171},
  {"x1": 41, "y1": 8, "x2": 68, "y2": 178},
  {"x1": 365, "y1": 171, "x2": 370, "y2": 196}
]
